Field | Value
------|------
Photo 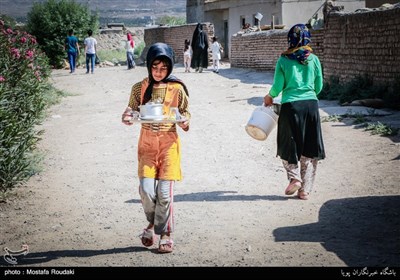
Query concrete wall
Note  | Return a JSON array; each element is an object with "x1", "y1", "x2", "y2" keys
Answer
[
  {"x1": 204, "y1": 9, "x2": 227, "y2": 56},
  {"x1": 143, "y1": 23, "x2": 214, "y2": 64},
  {"x1": 282, "y1": 0, "x2": 365, "y2": 28},
  {"x1": 187, "y1": 0, "x2": 205, "y2": 23}
]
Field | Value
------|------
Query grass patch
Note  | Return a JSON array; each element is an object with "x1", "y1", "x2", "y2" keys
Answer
[
  {"x1": 43, "y1": 84, "x2": 71, "y2": 107},
  {"x1": 365, "y1": 122, "x2": 399, "y2": 136},
  {"x1": 77, "y1": 41, "x2": 145, "y2": 66},
  {"x1": 321, "y1": 114, "x2": 342, "y2": 122},
  {"x1": 352, "y1": 113, "x2": 368, "y2": 125}
]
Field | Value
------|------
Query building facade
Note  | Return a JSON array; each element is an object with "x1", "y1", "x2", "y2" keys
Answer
[{"x1": 187, "y1": 0, "x2": 365, "y2": 57}]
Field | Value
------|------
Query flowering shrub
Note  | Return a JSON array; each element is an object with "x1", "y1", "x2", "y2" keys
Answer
[{"x1": 0, "y1": 18, "x2": 51, "y2": 191}]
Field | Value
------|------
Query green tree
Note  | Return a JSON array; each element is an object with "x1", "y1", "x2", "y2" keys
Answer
[{"x1": 26, "y1": 0, "x2": 99, "y2": 68}]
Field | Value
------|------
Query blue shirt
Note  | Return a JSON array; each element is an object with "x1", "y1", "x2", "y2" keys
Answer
[{"x1": 66, "y1": 36, "x2": 79, "y2": 53}]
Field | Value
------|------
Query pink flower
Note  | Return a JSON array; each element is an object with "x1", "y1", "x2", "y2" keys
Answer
[
  {"x1": 6, "y1": 28, "x2": 13, "y2": 34},
  {"x1": 0, "y1": 76, "x2": 5, "y2": 82},
  {"x1": 10, "y1": 48, "x2": 20, "y2": 59},
  {"x1": 30, "y1": 37, "x2": 37, "y2": 44},
  {"x1": 20, "y1": 37, "x2": 27, "y2": 43},
  {"x1": 26, "y1": 50, "x2": 34, "y2": 59},
  {"x1": 34, "y1": 70, "x2": 41, "y2": 81}
]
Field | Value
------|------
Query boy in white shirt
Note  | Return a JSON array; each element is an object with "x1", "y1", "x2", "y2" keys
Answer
[
  {"x1": 84, "y1": 29, "x2": 97, "y2": 74},
  {"x1": 210, "y1": 36, "x2": 222, "y2": 73}
]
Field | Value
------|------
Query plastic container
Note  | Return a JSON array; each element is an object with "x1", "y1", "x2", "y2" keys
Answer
[{"x1": 245, "y1": 106, "x2": 278, "y2": 141}]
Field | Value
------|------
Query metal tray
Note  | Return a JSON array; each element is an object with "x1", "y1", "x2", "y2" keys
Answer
[{"x1": 130, "y1": 118, "x2": 187, "y2": 124}]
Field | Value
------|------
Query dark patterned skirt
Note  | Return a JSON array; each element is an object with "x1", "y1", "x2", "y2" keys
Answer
[{"x1": 277, "y1": 100, "x2": 326, "y2": 164}]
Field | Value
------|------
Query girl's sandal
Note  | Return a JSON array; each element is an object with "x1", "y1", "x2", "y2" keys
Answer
[
  {"x1": 297, "y1": 190, "x2": 309, "y2": 200},
  {"x1": 285, "y1": 180, "x2": 302, "y2": 195},
  {"x1": 158, "y1": 238, "x2": 174, "y2": 254},
  {"x1": 140, "y1": 228, "x2": 156, "y2": 247}
]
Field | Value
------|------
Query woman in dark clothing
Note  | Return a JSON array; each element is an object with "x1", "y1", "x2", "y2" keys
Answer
[
  {"x1": 190, "y1": 23, "x2": 209, "y2": 73},
  {"x1": 264, "y1": 24, "x2": 326, "y2": 200}
]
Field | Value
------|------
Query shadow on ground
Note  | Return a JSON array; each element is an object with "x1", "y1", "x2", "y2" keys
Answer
[
  {"x1": 215, "y1": 67, "x2": 274, "y2": 85},
  {"x1": 1, "y1": 246, "x2": 145, "y2": 266},
  {"x1": 125, "y1": 191, "x2": 288, "y2": 204},
  {"x1": 273, "y1": 195, "x2": 400, "y2": 266}
]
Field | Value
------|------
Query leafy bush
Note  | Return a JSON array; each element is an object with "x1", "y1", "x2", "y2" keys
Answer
[
  {"x1": 135, "y1": 41, "x2": 145, "y2": 58},
  {"x1": 26, "y1": 0, "x2": 99, "y2": 68},
  {"x1": 0, "y1": 18, "x2": 51, "y2": 192}
]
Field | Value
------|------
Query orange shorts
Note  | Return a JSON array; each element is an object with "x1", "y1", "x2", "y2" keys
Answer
[{"x1": 137, "y1": 129, "x2": 182, "y2": 180}]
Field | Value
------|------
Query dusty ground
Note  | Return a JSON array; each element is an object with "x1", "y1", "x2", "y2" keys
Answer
[{"x1": 0, "y1": 63, "x2": 399, "y2": 269}]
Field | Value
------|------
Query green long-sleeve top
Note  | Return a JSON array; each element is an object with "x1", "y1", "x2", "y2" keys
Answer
[{"x1": 269, "y1": 54, "x2": 323, "y2": 103}]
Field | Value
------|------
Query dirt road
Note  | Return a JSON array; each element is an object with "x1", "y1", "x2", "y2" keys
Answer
[{"x1": 1, "y1": 64, "x2": 399, "y2": 268}]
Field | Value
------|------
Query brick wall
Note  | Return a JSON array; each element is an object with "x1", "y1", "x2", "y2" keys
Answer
[
  {"x1": 230, "y1": 30, "x2": 287, "y2": 71},
  {"x1": 323, "y1": 8, "x2": 400, "y2": 84},
  {"x1": 230, "y1": 7, "x2": 400, "y2": 87},
  {"x1": 230, "y1": 29, "x2": 326, "y2": 71},
  {"x1": 143, "y1": 23, "x2": 214, "y2": 64}
]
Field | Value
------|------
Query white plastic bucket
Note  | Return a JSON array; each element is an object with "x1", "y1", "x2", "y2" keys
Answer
[{"x1": 245, "y1": 106, "x2": 278, "y2": 141}]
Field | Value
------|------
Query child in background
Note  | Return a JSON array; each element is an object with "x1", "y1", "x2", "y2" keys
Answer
[
  {"x1": 210, "y1": 36, "x2": 222, "y2": 73},
  {"x1": 126, "y1": 33, "x2": 136, "y2": 70},
  {"x1": 183, "y1": 39, "x2": 192, "y2": 72}
]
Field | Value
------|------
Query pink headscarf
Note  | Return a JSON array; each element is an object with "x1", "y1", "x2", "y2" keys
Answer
[{"x1": 127, "y1": 33, "x2": 134, "y2": 48}]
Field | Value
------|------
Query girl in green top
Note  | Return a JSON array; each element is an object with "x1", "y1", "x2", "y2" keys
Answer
[{"x1": 264, "y1": 24, "x2": 325, "y2": 200}]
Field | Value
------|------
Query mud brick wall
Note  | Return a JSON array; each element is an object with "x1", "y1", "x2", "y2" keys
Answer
[
  {"x1": 230, "y1": 30, "x2": 288, "y2": 71},
  {"x1": 231, "y1": 29, "x2": 325, "y2": 71},
  {"x1": 323, "y1": 8, "x2": 400, "y2": 85},
  {"x1": 144, "y1": 23, "x2": 214, "y2": 64},
  {"x1": 311, "y1": 29, "x2": 324, "y2": 62}
]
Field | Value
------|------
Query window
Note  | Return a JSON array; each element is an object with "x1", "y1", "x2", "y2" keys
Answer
[
  {"x1": 253, "y1": 15, "x2": 259, "y2": 26},
  {"x1": 240, "y1": 16, "x2": 245, "y2": 28}
]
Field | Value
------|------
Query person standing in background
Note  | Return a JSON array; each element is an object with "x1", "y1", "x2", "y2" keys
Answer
[
  {"x1": 126, "y1": 32, "x2": 136, "y2": 70},
  {"x1": 190, "y1": 23, "x2": 209, "y2": 73},
  {"x1": 183, "y1": 39, "x2": 192, "y2": 72},
  {"x1": 84, "y1": 29, "x2": 97, "y2": 74},
  {"x1": 65, "y1": 29, "x2": 80, "y2": 74},
  {"x1": 264, "y1": 24, "x2": 325, "y2": 200},
  {"x1": 210, "y1": 36, "x2": 222, "y2": 73}
]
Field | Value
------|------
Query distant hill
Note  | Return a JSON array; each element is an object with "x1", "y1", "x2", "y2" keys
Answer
[{"x1": 0, "y1": 0, "x2": 186, "y2": 24}]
